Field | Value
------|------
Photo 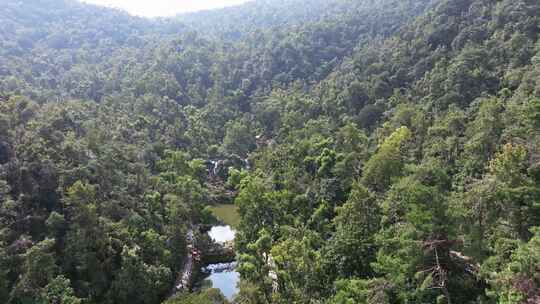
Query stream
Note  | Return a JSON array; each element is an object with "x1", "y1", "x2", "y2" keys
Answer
[{"x1": 200, "y1": 205, "x2": 240, "y2": 300}]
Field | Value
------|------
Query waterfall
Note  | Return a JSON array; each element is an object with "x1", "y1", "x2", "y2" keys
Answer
[{"x1": 211, "y1": 160, "x2": 218, "y2": 176}]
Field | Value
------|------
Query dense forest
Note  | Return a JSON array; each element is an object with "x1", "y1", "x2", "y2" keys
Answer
[{"x1": 0, "y1": 0, "x2": 539, "y2": 303}]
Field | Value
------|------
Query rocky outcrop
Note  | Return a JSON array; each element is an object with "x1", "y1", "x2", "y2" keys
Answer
[{"x1": 203, "y1": 240, "x2": 235, "y2": 264}]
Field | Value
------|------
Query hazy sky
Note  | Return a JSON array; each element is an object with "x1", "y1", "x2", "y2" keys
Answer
[{"x1": 81, "y1": 0, "x2": 250, "y2": 17}]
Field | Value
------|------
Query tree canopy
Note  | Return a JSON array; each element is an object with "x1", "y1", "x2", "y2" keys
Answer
[{"x1": 0, "y1": 0, "x2": 539, "y2": 303}]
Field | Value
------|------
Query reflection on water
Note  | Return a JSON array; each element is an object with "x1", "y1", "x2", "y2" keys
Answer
[
  {"x1": 203, "y1": 225, "x2": 239, "y2": 300},
  {"x1": 202, "y1": 262, "x2": 239, "y2": 300},
  {"x1": 208, "y1": 225, "x2": 235, "y2": 243}
]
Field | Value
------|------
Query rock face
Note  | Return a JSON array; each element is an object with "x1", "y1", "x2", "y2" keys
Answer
[
  {"x1": 205, "y1": 155, "x2": 250, "y2": 203},
  {"x1": 202, "y1": 261, "x2": 237, "y2": 273},
  {"x1": 203, "y1": 240, "x2": 235, "y2": 264},
  {"x1": 206, "y1": 154, "x2": 250, "y2": 181}
]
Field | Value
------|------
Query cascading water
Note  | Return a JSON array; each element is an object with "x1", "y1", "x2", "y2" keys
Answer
[{"x1": 212, "y1": 160, "x2": 219, "y2": 176}]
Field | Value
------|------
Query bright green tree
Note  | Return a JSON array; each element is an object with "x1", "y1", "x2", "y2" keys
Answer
[
  {"x1": 40, "y1": 276, "x2": 82, "y2": 304},
  {"x1": 361, "y1": 126, "x2": 411, "y2": 192}
]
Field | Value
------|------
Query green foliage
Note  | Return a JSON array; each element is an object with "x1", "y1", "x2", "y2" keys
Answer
[
  {"x1": 40, "y1": 276, "x2": 82, "y2": 304},
  {"x1": 361, "y1": 126, "x2": 412, "y2": 192},
  {"x1": 482, "y1": 228, "x2": 540, "y2": 303},
  {"x1": 0, "y1": 245, "x2": 8, "y2": 303},
  {"x1": 322, "y1": 183, "x2": 379, "y2": 279},
  {"x1": 357, "y1": 104, "x2": 384, "y2": 130},
  {"x1": 330, "y1": 278, "x2": 393, "y2": 304},
  {"x1": 1, "y1": 0, "x2": 540, "y2": 303},
  {"x1": 223, "y1": 120, "x2": 256, "y2": 157},
  {"x1": 462, "y1": 97, "x2": 505, "y2": 176},
  {"x1": 109, "y1": 246, "x2": 172, "y2": 304},
  {"x1": 227, "y1": 168, "x2": 249, "y2": 191},
  {"x1": 165, "y1": 288, "x2": 229, "y2": 304},
  {"x1": 12, "y1": 239, "x2": 58, "y2": 302}
]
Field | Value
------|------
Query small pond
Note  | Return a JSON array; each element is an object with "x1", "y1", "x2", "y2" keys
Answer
[
  {"x1": 201, "y1": 204, "x2": 240, "y2": 300},
  {"x1": 209, "y1": 204, "x2": 241, "y2": 228},
  {"x1": 208, "y1": 225, "x2": 236, "y2": 243},
  {"x1": 201, "y1": 262, "x2": 240, "y2": 300}
]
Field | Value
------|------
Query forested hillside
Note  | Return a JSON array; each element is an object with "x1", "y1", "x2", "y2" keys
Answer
[
  {"x1": 178, "y1": 0, "x2": 431, "y2": 39},
  {"x1": 0, "y1": 0, "x2": 539, "y2": 304}
]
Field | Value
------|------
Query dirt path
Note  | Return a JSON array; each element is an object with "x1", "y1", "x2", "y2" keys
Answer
[{"x1": 169, "y1": 229, "x2": 196, "y2": 297}]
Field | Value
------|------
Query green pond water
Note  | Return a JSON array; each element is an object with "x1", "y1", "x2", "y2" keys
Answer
[{"x1": 209, "y1": 204, "x2": 240, "y2": 227}]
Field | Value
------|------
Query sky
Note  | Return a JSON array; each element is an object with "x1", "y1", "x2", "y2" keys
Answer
[{"x1": 81, "y1": 0, "x2": 250, "y2": 17}]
